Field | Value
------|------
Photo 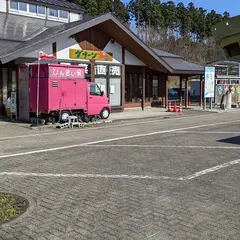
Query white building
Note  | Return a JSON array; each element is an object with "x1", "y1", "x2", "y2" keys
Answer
[{"x1": 0, "y1": 0, "x2": 204, "y2": 120}]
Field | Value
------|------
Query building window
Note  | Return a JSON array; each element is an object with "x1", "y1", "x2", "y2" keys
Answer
[
  {"x1": 89, "y1": 84, "x2": 101, "y2": 96},
  {"x1": 29, "y1": 4, "x2": 37, "y2": 14},
  {"x1": 8, "y1": 1, "x2": 73, "y2": 21},
  {"x1": 19, "y1": 2, "x2": 27, "y2": 11},
  {"x1": 10, "y1": 0, "x2": 18, "y2": 10},
  {"x1": 49, "y1": 8, "x2": 58, "y2": 17},
  {"x1": 59, "y1": 10, "x2": 68, "y2": 19},
  {"x1": 37, "y1": 5, "x2": 46, "y2": 15}
]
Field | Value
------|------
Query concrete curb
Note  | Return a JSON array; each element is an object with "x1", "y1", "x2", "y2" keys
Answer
[
  {"x1": 186, "y1": 108, "x2": 240, "y2": 114},
  {"x1": 109, "y1": 113, "x2": 181, "y2": 122},
  {"x1": 3, "y1": 107, "x2": 236, "y2": 130},
  {"x1": 29, "y1": 120, "x2": 113, "y2": 130},
  {"x1": 28, "y1": 113, "x2": 180, "y2": 130}
]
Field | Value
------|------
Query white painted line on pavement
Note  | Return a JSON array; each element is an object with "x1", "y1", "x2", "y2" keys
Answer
[
  {"x1": 0, "y1": 119, "x2": 240, "y2": 159},
  {"x1": 180, "y1": 158, "x2": 240, "y2": 180},
  {"x1": 1, "y1": 157, "x2": 240, "y2": 181},
  {"x1": 83, "y1": 145, "x2": 240, "y2": 149},
  {"x1": 0, "y1": 172, "x2": 178, "y2": 180},
  {"x1": 0, "y1": 113, "x2": 227, "y2": 141},
  {"x1": 177, "y1": 131, "x2": 240, "y2": 134}
]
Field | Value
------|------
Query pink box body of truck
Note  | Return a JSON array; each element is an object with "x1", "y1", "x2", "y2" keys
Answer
[{"x1": 29, "y1": 64, "x2": 111, "y2": 120}]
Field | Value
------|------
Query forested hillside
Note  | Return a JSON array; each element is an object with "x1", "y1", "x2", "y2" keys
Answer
[{"x1": 73, "y1": 0, "x2": 229, "y2": 65}]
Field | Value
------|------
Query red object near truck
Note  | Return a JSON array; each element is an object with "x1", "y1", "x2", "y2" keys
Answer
[{"x1": 29, "y1": 64, "x2": 111, "y2": 121}]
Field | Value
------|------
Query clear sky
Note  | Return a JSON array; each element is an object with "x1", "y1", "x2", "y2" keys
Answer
[{"x1": 122, "y1": 0, "x2": 240, "y2": 17}]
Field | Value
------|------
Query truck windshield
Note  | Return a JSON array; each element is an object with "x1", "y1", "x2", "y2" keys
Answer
[{"x1": 89, "y1": 84, "x2": 101, "y2": 96}]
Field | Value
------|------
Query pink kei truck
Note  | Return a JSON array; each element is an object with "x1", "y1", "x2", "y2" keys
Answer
[{"x1": 29, "y1": 64, "x2": 111, "y2": 122}]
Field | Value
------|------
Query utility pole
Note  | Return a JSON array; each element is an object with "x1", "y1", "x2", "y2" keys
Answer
[{"x1": 112, "y1": 0, "x2": 116, "y2": 15}]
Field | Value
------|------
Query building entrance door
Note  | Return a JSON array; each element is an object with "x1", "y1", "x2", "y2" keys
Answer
[{"x1": 109, "y1": 77, "x2": 121, "y2": 106}]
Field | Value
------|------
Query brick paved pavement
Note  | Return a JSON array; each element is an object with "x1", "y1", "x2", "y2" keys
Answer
[{"x1": 0, "y1": 111, "x2": 240, "y2": 240}]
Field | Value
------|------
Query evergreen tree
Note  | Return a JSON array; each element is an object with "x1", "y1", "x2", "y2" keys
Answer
[
  {"x1": 75, "y1": 0, "x2": 129, "y2": 23},
  {"x1": 71, "y1": 0, "x2": 231, "y2": 64}
]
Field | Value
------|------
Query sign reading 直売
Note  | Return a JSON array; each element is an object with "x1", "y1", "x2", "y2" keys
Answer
[
  {"x1": 69, "y1": 49, "x2": 113, "y2": 61},
  {"x1": 204, "y1": 66, "x2": 215, "y2": 98}
]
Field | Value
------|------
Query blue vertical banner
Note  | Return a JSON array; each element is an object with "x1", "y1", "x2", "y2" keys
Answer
[{"x1": 204, "y1": 66, "x2": 215, "y2": 98}]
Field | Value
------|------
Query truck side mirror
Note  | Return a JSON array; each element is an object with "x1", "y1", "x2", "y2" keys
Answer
[{"x1": 101, "y1": 91, "x2": 104, "y2": 96}]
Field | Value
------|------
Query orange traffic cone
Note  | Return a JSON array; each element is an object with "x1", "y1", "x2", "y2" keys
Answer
[
  {"x1": 173, "y1": 101, "x2": 177, "y2": 112},
  {"x1": 168, "y1": 101, "x2": 172, "y2": 112},
  {"x1": 178, "y1": 104, "x2": 182, "y2": 113}
]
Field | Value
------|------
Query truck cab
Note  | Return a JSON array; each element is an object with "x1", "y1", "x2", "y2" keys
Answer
[{"x1": 87, "y1": 82, "x2": 111, "y2": 119}]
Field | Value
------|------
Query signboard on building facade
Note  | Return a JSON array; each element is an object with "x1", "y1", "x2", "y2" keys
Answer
[
  {"x1": 204, "y1": 66, "x2": 215, "y2": 98},
  {"x1": 49, "y1": 66, "x2": 85, "y2": 79},
  {"x1": 69, "y1": 49, "x2": 113, "y2": 61},
  {"x1": 215, "y1": 63, "x2": 239, "y2": 77},
  {"x1": 95, "y1": 65, "x2": 107, "y2": 75},
  {"x1": 109, "y1": 65, "x2": 121, "y2": 76},
  {"x1": 78, "y1": 63, "x2": 90, "y2": 75}
]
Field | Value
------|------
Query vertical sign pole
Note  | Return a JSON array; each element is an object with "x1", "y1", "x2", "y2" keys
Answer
[
  {"x1": 203, "y1": 73, "x2": 206, "y2": 110},
  {"x1": 204, "y1": 66, "x2": 215, "y2": 110},
  {"x1": 210, "y1": 97, "x2": 212, "y2": 109},
  {"x1": 203, "y1": 97, "x2": 206, "y2": 110},
  {"x1": 36, "y1": 57, "x2": 40, "y2": 125}
]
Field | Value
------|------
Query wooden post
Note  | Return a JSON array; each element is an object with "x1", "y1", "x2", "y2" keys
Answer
[
  {"x1": 185, "y1": 75, "x2": 188, "y2": 107},
  {"x1": 7, "y1": 68, "x2": 12, "y2": 98},
  {"x1": 122, "y1": 46, "x2": 125, "y2": 111},
  {"x1": 147, "y1": 72, "x2": 150, "y2": 102},
  {"x1": 129, "y1": 74, "x2": 133, "y2": 103},
  {"x1": 52, "y1": 42, "x2": 57, "y2": 57},
  {"x1": 179, "y1": 75, "x2": 183, "y2": 105},
  {"x1": 165, "y1": 75, "x2": 168, "y2": 108},
  {"x1": 90, "y1": 60, "x2": 95, "y2": 82},
  {"x1": 200, "y1": 75, "x2": 203, "y2": 106},
  {"x1": 142, "y1": 67, "x2": 146, "y2": 111}
]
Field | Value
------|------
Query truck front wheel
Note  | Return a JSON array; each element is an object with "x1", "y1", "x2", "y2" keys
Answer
[
  {"x1": 100, "y1": 108, "x2": 110, "y2": 119},
  {"x1": 60, "y1": 111, "x2": 70, "y2": 122}
]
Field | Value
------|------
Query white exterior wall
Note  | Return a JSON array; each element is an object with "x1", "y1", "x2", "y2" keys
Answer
[
  {"x1": 56, "y1": 36, "x2": 81, "y2": 59},
  {"x1": 22, "y1": 38, "x2": 146, "y2": 67},
  {"x1": 23, "y1": 45, "x2": 52, "y2": 58},
  {"x1": 0, "y1": 0, "x2": 7, "y2": 12},
  {"x1": 125, "y1": 49, "x2": 145, "y2": 66},
  {"x1": 94, "y1": 41, "x2": 122, "y2": 64},
  {"x1": 69, "y1": 12, "x2": 79, "y2": 22}
]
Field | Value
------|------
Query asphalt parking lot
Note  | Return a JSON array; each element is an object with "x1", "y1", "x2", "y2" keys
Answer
[{"x1": 1, "y1": 111, "x2": 240, "y2": 240}]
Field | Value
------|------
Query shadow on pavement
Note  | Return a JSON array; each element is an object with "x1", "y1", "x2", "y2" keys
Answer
[{"x1": 218, "y1": 136, "x2": 240, "y2": 145}]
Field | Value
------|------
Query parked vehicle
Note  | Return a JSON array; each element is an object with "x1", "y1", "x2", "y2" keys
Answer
[
  {"x1": 168, "y1": 88, "x2": 178, "y2": 96},
  {"x1": 29, "y1": 64, "x2": 111, "y2": 122}
]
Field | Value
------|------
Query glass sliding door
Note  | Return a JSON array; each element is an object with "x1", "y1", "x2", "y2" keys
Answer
[
  {"x1": 95, "y1": 64, "x2": 122, "y2": 108},
  {"x1": 109, "y1": 65, "x2": 121, "y2": 107},
  {"x1": 109, "y1": 77, "x2": 121, "y2": 106}
]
